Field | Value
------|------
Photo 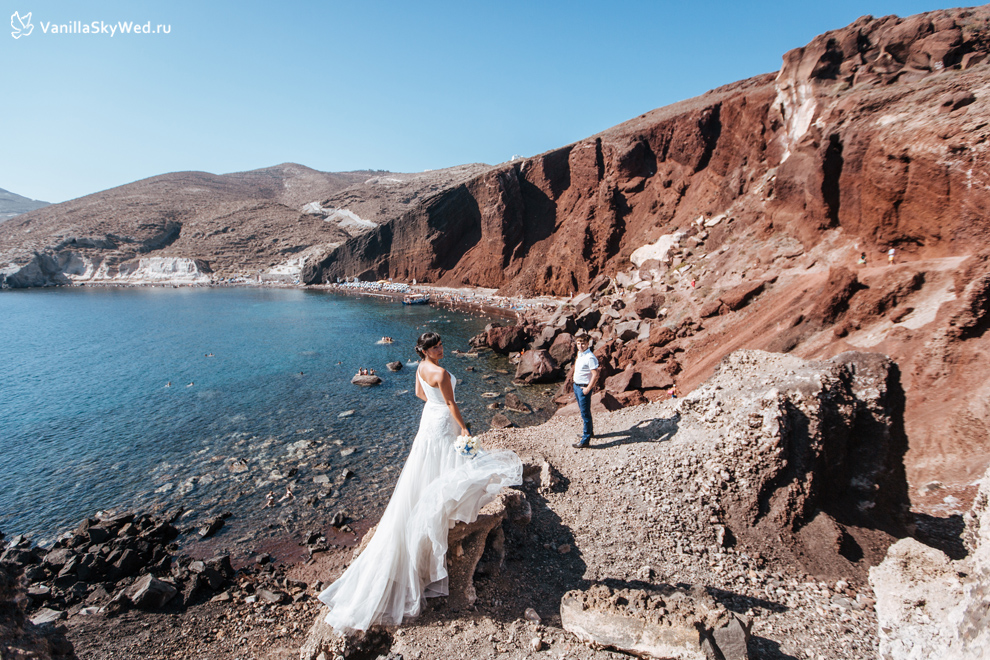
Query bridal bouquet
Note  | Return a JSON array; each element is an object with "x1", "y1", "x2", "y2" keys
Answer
[{"x1": 454, "y1": 434, "x2": 480, "y2": 458}]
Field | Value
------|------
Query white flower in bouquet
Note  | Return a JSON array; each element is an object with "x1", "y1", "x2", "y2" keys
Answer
[{"x1": 454, "y1": 434, "x2": 480, "y2": 457}]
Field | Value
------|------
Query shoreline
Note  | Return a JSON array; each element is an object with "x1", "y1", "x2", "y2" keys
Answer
[{"x1": 45, "y1": 279, "x2": 567, "y2": 321}]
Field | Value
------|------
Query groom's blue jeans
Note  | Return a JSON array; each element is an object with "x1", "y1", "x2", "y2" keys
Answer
[{"x1": 574, "y1": 383, "x2": 593, "y2": 445}]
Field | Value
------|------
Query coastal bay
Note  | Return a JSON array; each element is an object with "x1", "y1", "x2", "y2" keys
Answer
[{"x1": 0, "y1": 287, "x2": 551, "y2": 548}]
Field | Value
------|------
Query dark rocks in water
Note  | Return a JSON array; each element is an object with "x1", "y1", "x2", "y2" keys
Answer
[
  {"x1": 351, "y1": 374, "x2": 382, "y2": 386},
  {"x1": 504, "y1": 392, "x2": 531, "y2": 414},
  {"x1": 198, "y1": 516, "x2": 225, "y2": 539},
  {"x1": 386, "y1": 361, "x2": 402, "y2": 372},
  {"x1": 485, "y1": 325, "x2": 529, "y2": 354},
  {"x1": 490, "y1": 413, "x2": 514, "y2": 429}
]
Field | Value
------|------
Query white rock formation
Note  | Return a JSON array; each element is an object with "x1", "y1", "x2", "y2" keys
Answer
[
  {"x1": 870, "y1": 468, "x2": 990, "y2": 660},
  {"x1": 774, "y1": 75, "x2": 816, "y2": 164},
  {"x1": 630, "y1": 233, "x2": 684, "y2": 268},
  {"x1": 63, "y1": 255, "x2": 211, "y2": 285}
]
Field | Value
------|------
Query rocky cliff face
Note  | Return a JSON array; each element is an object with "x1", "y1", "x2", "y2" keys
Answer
[
  {"x1": 309, "y1": 9, "x2": 990, "y2": 293},
  {"x1": 306, "y1": 7, "x2": 990, "y2": 507}
]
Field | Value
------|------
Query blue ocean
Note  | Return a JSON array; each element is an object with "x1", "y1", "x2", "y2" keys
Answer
[{"x1": 0, "y1": 287, "x2": 550, "y2": 548}]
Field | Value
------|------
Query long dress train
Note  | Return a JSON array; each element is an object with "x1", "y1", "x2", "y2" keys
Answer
[{"x1": 317, "y1": 372, "x2": 523, "y2": 633}]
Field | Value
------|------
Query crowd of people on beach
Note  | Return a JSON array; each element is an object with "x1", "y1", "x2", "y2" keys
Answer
[{"x1": 331, "y1": 280, "x2": 412, "y2": 293}]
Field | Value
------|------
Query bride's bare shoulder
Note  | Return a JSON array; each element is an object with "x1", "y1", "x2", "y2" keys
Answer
[{"x1": 417, "y1": 364, "x2": 447, "y2": 387}]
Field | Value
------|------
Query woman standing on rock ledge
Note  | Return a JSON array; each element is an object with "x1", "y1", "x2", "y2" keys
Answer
[{"x1": 317, "y1": 332, "x2": 522, "y2": 633}]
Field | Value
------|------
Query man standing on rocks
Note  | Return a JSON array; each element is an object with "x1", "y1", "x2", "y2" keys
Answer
[{"x1": 571, "y1": 334, "x2": 599, "y2": 448}]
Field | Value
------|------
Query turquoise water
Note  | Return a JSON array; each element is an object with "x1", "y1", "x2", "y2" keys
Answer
[{"x1": 0, "y1": 287, "x2": 545, "y2": 545}]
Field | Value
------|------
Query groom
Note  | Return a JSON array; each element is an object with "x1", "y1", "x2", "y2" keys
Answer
[{"x1": 571, "y1": 334, "x2": 599, "y2": 448}]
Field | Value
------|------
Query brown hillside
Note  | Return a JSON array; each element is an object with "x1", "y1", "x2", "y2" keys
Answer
[{"x1": 0, "y1": 163, "x2": 487, "y2": 279}]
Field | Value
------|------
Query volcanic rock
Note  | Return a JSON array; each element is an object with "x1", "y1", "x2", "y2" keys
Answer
[
  {"x1": 675, "y1": 350, "x2": 910, "y2": 577},
  {"x1": 490, "y1": 413, "x2": 514, "y2": 429},
  {"x1": 122, "y1": 574, "x2": 178, "y2": 610},
  {"x1": 514, "y1": 349, "x2": 560, "y2": 384},
  {"x1": 351, "y1": 374, "x2": 382, "y2": 387},
  {"x1": 631, "y1": 288, "x2": 666, "y2": 318},
  {"x1": 548, "y1": 332, "x2": 577, "y2": 366},
  {"x1": 485, "y1": 325, "x2": 528, "y2": 354}
]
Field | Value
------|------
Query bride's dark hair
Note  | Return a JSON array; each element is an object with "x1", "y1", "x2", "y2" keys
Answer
[{"x1": 415, "y1": 332, "x2": 441, "y2": 358}]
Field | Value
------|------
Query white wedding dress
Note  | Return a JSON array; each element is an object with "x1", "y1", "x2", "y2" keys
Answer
[{"x1": 317, "y1": 371, "x2": 523, "y2": 633}]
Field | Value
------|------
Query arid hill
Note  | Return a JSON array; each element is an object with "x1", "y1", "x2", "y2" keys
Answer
[
  {"x1": 0, "y1": 163, "x2": 487, "y2": 283},
  {"x1": 0, "y1": 188, "x2": 49, "y2": 223}
]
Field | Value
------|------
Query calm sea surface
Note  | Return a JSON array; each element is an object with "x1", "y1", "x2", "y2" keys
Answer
[{"x1": 0, "y1": 287, "x2": 550, "y2": 547}]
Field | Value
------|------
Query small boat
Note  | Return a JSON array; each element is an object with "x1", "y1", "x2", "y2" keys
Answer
[{"x1": 402, "y1": 294, "x2": 430, "y2": 305}]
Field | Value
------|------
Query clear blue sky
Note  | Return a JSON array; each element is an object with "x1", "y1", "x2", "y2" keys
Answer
[{"x1": 2, "y1": 0, "x2": 962, "y2": 203}]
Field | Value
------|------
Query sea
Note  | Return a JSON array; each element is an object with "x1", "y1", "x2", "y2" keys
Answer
[{"x1": 0, "y1": 287, "x2": 553, "y2": 549}]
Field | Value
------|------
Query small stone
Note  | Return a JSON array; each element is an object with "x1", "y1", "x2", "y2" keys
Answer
[
  {"x1": 29, "y1": 608, "x2": 66, "y2": 626},
  {"x1": 257, "y1": 588, "x2": 289, "y2": 604},
  {"x1": 338, "y1": 410, "x2": 355, "y2": 418},
  {"x1": 340, "y1": 448, "x2": 355, "y2": 457},
  {"x1": 530, "y1": 636, "x2": 543, "y2": 651},
  {"x1": 557, "y1": 544, "x2": 571, "y2": 554}
]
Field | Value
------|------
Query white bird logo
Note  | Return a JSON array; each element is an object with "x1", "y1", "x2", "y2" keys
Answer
[{"x1": 11, "y1": 11, "x2": 33, "y2": 39}]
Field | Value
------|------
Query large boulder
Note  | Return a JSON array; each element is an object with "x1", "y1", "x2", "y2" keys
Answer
[
  {"x1": 604, "y1": 367, "x2": 640, "y2": 394},
  {"x1": 514, "y1": 349, "x2": 560, "y2": 384},
  {"x1": 122, "y1": 574, "x2": 178, "y2": 609},
  {"x1": 636, "y1": 362, "x2": 675, "y2": 390},
  {"x1": 632, "y1": 288, "x2": 666, "y2": 319},
  {"x1": 560, "y1": 583, "x2": 750, "y2": 660},
  {"x1": 549, "y1": 333, "x2": 577, "y2": 366},
  {"x1": 870, "y1": 467, "x2": 990, "y2": 660},
  {"x1": 531, "y1": 324, "x2": 560, "y2": 350},
  {"x1": 486, "y1": 325, "x2": 528, "y2": 354},
  {"x1": 718, "y1": 280, "x2": 765, "y2": 311}
]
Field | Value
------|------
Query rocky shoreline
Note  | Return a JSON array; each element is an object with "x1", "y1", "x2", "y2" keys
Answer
[{"x1": 3, "y1": 347, "x2": 986, "y2": 660}]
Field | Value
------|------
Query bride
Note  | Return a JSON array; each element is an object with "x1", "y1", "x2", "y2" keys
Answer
[{"x1": 317, "y1": 332, "x2": 523, "y2": 633}]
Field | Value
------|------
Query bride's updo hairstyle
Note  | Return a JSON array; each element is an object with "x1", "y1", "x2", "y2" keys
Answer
[{"x1": 416, "y1": 332, "x2": 442, "y2": 359}]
